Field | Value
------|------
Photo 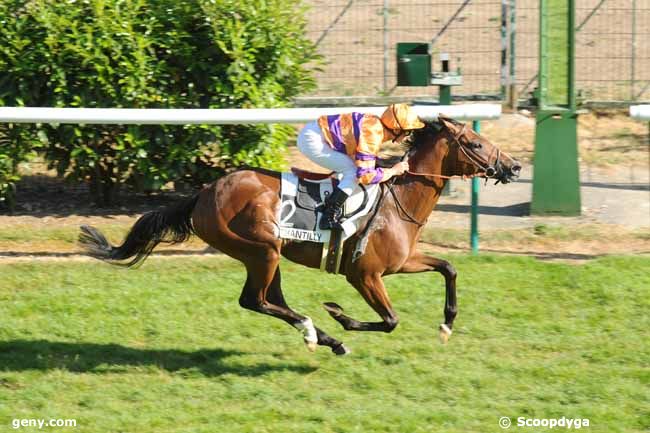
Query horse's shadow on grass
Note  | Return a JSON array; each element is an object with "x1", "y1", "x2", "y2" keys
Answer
[{"x1": 0, "y1": 340, "x2": 317, "y2": 377}]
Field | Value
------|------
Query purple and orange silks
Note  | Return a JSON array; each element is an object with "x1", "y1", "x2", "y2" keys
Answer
[{"x1": 317, "y1": 112, "x2": 386, "y2": 185}]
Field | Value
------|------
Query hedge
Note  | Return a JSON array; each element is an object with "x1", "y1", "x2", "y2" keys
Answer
[{"x1": 0, "y1": 0, "x2": 318, "y2": 206}]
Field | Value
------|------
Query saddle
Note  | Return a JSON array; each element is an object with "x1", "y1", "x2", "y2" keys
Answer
[
  {"x1": 290, "y1": 167, "x2": 333, "y2": 181},
  {"x1": 279, "y1": 169, "x2": 381, "y2": 273}
]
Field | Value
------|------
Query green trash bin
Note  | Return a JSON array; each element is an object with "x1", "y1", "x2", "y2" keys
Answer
[{"x1": 396, "y1": 43, "x2": 431, "y2": 87}]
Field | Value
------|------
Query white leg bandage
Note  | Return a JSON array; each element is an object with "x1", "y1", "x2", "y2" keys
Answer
[{"x1": 295, "y1": 316, "x2": 318, "y2": 344}]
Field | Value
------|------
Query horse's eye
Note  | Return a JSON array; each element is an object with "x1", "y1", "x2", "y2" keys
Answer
[{"x1": 471, "y1": 142, "x2": 482, "y2": 149}]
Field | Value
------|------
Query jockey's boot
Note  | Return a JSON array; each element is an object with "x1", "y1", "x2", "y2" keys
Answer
[{"x1": 319, "y1": 187, "x2": 349, "y2": 230}]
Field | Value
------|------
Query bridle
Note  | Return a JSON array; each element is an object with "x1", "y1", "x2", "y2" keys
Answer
[
  {"x1": 405, "y1": 122, "x2": 501, "y2": 181},
  {"x1": 388, "y1": 121, "x2": 502, "y2": 226}
]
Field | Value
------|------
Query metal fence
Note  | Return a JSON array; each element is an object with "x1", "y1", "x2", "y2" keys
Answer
[
  {"x1": 304, "y1": 0, "x2": 650, "y2": 103},
  {"x1": 304, "y1": 0, "x2": 504, "y2": 99},
  {"x1": 517, "y1": 0, "x2": 650, "y2": 103}
]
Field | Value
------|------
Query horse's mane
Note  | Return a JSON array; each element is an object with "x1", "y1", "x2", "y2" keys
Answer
[
  {"x1": 403, "y1": 116, "x2": 464, "y2": 152},
  {"x1": 403, "y1": 120, "x2": 442, "y2": 151}
]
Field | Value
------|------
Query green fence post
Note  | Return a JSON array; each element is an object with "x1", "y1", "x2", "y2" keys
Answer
[
  {"x1": 508, "y1": 0, "x2": 517, "y2": 109},
  {"x1": 531, "y1": 0, "x2": 581, "y2": 215},
  {"x1": 439, "y1": 54, "x2": 452, "y2": 196},
  {"x1": 470, "y1": 120, "x2": 480, "y2": 254}
]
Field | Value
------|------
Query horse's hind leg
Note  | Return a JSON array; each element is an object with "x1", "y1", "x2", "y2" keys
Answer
[
  {"x1": 192, "y1": 176, "x2": 345, "y2": 353},
  {"x1": 238, "y1": 259, "x2": 328, "y2": 352},
  {"x1": 265, "y1": 268, "x2": 350, "y2": 356},
  {"x1": 323, "y1": 272, "x2": 400, "y2": 333}
]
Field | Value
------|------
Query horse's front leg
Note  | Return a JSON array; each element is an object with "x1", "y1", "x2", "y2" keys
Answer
[{"x1": 398, "y1": 252, "x2": 457, "y2": 343}]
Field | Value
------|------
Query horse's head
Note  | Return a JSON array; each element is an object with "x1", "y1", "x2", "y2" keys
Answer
[{"x1": 407, "y1": 116, "x2": 521, "y2": 184}]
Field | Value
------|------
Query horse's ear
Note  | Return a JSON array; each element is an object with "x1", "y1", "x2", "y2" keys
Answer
[{"x1": 438, "y1": 115, "x2": 461, "y2": 135}]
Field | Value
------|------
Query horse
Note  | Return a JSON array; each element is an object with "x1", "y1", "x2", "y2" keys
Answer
[{"x1": 79, "y1": 115, "x2": 521, "y2": 356}]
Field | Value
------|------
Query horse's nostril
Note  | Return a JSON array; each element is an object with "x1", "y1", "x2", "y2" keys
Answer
[{"x1": 511, "y1": 164, "x2": 522, "y2": 175}]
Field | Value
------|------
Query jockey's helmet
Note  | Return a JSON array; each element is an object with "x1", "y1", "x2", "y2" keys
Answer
[{"x1": 380, "y1": 103, "x2": 425, "y2": 132}]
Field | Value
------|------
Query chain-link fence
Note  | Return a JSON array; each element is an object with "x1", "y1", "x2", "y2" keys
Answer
[
  {"x1": 304, "y1": 0, "x2": 504, "y2": 99},
  {"x1": 516, "y1": 0, "x2": 650, "y2": 103},
  {"x1": 304, "y1": 0, "x2": 650, "y2": 103}
]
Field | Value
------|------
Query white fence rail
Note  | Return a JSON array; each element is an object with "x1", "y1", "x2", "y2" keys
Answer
[
  {"x1": 629, "y1": 105, "x2": 650, "y2": 121},
  {"x1": 0, "y1": 104, "x2": 501, "y2": 125}
]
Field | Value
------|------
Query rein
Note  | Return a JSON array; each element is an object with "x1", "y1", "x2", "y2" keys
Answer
[
  {"x1": 388, "y1": 121, "x2": 499, "y2": 226},
  {"x1": 387, "y1": 181, "x2": 427, "y2": 227},
  {"x1": 405, "y1": 170, "x2": 485, "y2": 180}
]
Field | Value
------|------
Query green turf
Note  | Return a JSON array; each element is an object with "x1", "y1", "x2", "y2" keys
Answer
[
  {"x1": 0, "y1": 224, "x2": 132, "y2": 245},
  {"x1": 0, "y1": 255, "x2": 648, "y2": 432},
  {"x1": 3, "y1": 223, "x2": 648, "y2": 249},
  {"x1": 421, "y1": 224, "x2": 650, "y2": 246}
]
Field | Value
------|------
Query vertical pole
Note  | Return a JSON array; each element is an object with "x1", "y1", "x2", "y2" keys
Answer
[
  {"x1": 539, "y1": 0, "x2": 547, "y2": 108},
  {"x1": 508, "y1": 0, "x2": 517, "y2": 109},
  {"x1": 500, "y1": 0, "x2": 508, "y2": 100},
  {"x1": 383, "y1": 0, "x2": 389, "y2": 93},
  {"x1": 568, "y1": 0, "x2": 576, "y2": 110},
  {"x1": 439, "y1": 53, "x2": 451, "y2": 105},
  {"x1": 532, "y1": 0, "x2": 581, "y2": 216},
  {"x1": 440, "y1": 54, "x2": 452, "y2": 196},
  {"x1": 439, "y1": 87, "x2": 452, "y2": 105},
  {"x1": 470, "y1": 120, "x2": 480, "y2": 254},
  {"x1": 631, "y1": 0, "x2": 637, "y2": 101}
]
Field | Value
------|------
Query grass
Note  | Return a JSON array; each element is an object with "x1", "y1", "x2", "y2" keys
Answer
[
  {"x1": 0, "y1": 223, "x2": 206, "y2": 253},
  {"x1": 0, "y1": 225, "x2": 131, "y2": 244},
  {"x1": 421, "y1": 224, "x2": 650, "y2": 250},
  {"x1": 3, "y1": 223, "x2": 649, "y2": 256},
  {"x1": 0, "y1": 255, "x2": 648, "y2": 432}
]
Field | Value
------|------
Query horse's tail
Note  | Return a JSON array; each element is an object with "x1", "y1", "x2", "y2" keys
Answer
[{"x1": 79, "y1": 193, "x2": 200, "y2": 267}]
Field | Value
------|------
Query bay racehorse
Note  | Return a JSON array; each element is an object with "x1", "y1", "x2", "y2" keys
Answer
[{"x1": 79, "y1": 115, "x2": 521, "y2": 355}]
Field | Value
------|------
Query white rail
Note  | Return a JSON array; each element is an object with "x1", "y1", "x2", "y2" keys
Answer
[
  {"x1": 0, "y1": 104, "x2": 501, "y2": 125},
  {"x1": 629, "y1": 105, "x2": 650, "y2": 121}
]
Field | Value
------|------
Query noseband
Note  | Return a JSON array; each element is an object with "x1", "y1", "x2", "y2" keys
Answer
[
  {"x1": 406, "y1": 122, "x2": 501, "y2": 181},
  {"x1": 388, "y1": 122, "x2": 502, "y2": 226},
  {"x1": 453, "y1": 123, "x2": 501, "y2": 178}
]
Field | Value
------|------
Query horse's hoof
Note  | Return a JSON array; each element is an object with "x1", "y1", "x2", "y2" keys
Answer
[
  {"x1": 323, "y1": 302, "x2": 344, "y2": 317},
  {"x1": 439, "y1": 324, "x2": 452, "y2": 344},
  {"x1": 305, "y1": 340, "x2": 318, "y2": 352},
  {"x1": 332, "y1": 344, "x2": 351, "y2": 356}
]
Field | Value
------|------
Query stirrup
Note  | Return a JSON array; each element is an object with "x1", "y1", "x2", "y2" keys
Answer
[
  {"x1": 318, "y1": 187, "x2": 348, "y2": 230},
  {"x1": 319, "y1": 208, "x2": 342, "y2": 230}
]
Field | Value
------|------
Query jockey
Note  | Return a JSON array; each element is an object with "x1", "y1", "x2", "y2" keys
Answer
[{"x1": 297, "y1": 103, "x2": 426, "y2": 230}]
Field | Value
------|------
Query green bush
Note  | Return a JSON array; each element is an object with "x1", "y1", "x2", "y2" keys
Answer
[
  {"x1": 0, "y1": 125, "x2": 39, "y2": 210},
  {"x1": 0, "y1": 151, "x2": 20, "y2": 210},
  {"x1": 0, "y1": 0, "x2": 318, "y2": 205}
]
